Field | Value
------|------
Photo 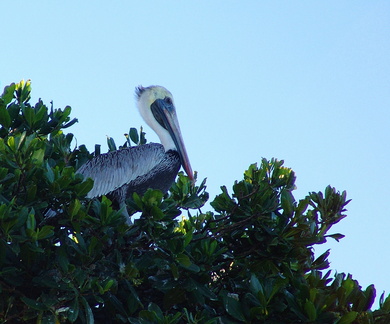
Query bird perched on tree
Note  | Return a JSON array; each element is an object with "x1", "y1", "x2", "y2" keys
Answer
[{"x1": 77, "y1": 85, "x2": 194, "y2": 223}]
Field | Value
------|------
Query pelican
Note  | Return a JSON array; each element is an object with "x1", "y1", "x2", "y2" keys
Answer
[{"x1": 77, "y1": 85, "x2": 194, "y2": 223}]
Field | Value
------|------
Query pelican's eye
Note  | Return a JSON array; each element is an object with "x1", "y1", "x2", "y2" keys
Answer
[{"x1": 164, "y1": 97, "x2": 173, "y2": 105}]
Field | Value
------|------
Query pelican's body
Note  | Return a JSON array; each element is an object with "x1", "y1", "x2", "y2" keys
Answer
[
  {"x1": 79, "y1": 143, "x2": 180, "y2": 201},
  {"x1": 77, "y1": 85, "x2": 194, "y2": 222}
]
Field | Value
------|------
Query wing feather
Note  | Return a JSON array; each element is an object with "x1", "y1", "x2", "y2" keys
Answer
[{"x1": 78, "y1": 143, "x2": 165, "y2": 198}]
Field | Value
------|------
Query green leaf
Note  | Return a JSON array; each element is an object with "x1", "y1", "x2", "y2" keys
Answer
[
  {"x1": 80, "y1": 297, "x2": 94, "y2": 324},
  {"x1": 176, "y1": 253, "x2": 192, "y2": 267},
  {"x1": 326, "y1": 233, "x2": 345, "y2": 242},
  {"x1": 313, "y1": 250, "x2": 330, "y2": 269},
  {"x1": 139, "y1": 126, "x2": 147, "y2": 145},
  {"x1": 16, "y1": 79, "x2": 31, "y2": 103},
  {"x1": 37, "y1": 225, "x2": 54, "y2": 240},
  {"x1": 281, "y1": 189, "x2": 294, "y2": 217},
  {"x1": 304, "y1": 300, "x2": 317, "y2": 321},
  {"x1": 186, "y1": 263, "x2": 200, "y2": 273},
  {"x1": 21, "y1": 297, "x2": 47, "y2": 311},
  {"x1": 1, "y1": 83, "x2": 16, "y2": 105},
  {"x1": 381, "y1": 293, "x2": 390, "y2": 311},
  {"x1": 57, "y1": 249, "x2": 70, "y2": 272},
  {"x1": 75, "y1": 178, "x2": 93, "y2": 196},
  {"x1": 129, "y1": 127, "x2": 139, "y2": 144},
  {"x1": 336, "y1": 311, "x2": 358, "y2": 324},
  {"x1": 361, "y1": 284, "x2": 376, "y2": 311},
  {"x1": 0, "y1": 106, "x2": 11, "y2": 128},
  {"x1": 23, "y1": 105, "x2": 34, "y2": 127},
  {"x1": 16, "y1": 131, "x2": 27, "y2": 151},
  {"x1": 32, "y1": 148, "x2": 45, "y2": 165},
  {"x1": 68, "y1": 199, "x2": 82, "y2": 217},
  {"x1": 63, "y1": 117, "x2": 78, "y2": 129},
  {"x1": 94, "y1": 144, "x2": 101, "y2": 156},
  {"x1": 44, "y1": 163, "x2": 55, "y2": 183},
  {"x1": 170, "y1": 262, "x2": 179, "y2": 280},
  {"x1": 250, "y1": 274, "x2": 263, "y2": 295},
  {"x1": 148, "y1": 302, "x2": 164, "y2": 318},
  {"x1": 106, "y1": 293, "x2": 127, "y2": 317},
  {"x1": 107, "y1": 136, "x2": 117, "y2": 152},
  {"x1": 103, "y1": 279, "x2": 115, "y2": 292},
  {"x1": 27, "y1": 212, "x2": 36, "y2": 231},
  {"x1": 225, "y1": 294, "x2": 245, "y2": 321},
  {"x1": 34, "y1": 104, "x2": 48, "y2": 123},
  {"x1": 26, "y1": 183, "x2": 37, "y2": 202},
  {"x1": 342, "y1": 276, "x2": 355, "y2": 298},
  {"x1": 68, "y1": 297, "x2": 80, "y2": 322}
]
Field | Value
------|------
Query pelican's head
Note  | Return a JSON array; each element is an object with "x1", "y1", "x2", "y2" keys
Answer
[{"x1": 135, "y1": 85, "x2": 194, "y2": 182}]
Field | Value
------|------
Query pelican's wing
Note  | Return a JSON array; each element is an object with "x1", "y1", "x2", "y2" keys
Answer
[{"x1": 78, "y1": 143, "x2": 165, "y2": 198}]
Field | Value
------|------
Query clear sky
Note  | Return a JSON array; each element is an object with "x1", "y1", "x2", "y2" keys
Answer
[{"x1": 2, "y1": 1, "x2": 390, "y2": 307}]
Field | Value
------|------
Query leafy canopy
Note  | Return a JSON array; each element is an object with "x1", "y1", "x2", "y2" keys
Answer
[{"x1": 0, "y1": 81, "x2": 389, "y2": 323}]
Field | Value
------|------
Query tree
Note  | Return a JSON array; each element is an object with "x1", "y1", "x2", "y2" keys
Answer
[{"x1": 0, "y1": 80, "x2": 389, "y2": 323}]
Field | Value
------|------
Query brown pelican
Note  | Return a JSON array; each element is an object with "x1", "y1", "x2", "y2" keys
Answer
[{"x1": 78, "y1": 85, "x2": 194, "y2": 223}]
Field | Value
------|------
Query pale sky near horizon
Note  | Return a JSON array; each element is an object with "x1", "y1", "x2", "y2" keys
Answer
[{"x1": 2, "y1": 1, "x2": 390, "y2": 308}]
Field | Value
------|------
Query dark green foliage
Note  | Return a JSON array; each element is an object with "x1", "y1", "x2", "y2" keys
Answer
[
  {"x1": 0, "y1": 81, "x2": 389, "y2": 323},
  {"x1": 106, "y1": 127, "x2": 146, "y2": 153}
]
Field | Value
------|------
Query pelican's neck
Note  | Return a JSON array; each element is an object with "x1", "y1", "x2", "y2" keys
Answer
[{"x1": 156, "y1": 127, "x2": 176, "y2": 152}]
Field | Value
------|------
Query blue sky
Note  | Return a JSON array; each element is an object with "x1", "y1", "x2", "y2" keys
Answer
[{"x1": 2, "y1": 1, "x2": 390, "y2": 307}]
